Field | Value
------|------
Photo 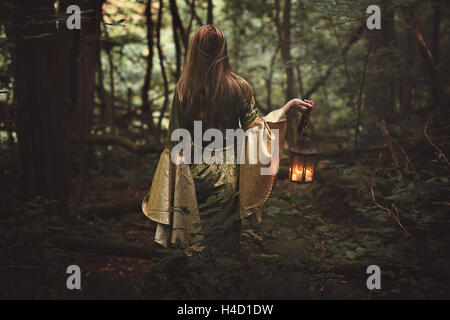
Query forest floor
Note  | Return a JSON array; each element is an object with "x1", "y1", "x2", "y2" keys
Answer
[
  {"x1": 63, "y1": 155, "x2": 450, "y2": 299},
  {"x1": 1, "y1": 147, "x2": 449, "y2": 299}
]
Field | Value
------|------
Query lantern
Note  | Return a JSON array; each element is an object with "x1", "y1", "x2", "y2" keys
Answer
[{"x1": 289, "y1": 109, "x2": 318, "y2": 184}]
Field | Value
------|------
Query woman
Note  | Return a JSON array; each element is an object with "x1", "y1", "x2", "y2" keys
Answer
[{"x1": 142, "y1": 25, "x2": 313, "y2": 250}]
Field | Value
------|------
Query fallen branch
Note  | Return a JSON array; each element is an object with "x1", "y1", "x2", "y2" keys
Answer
[
  {"x1": 242, "y1": 229, "x2": 263, "y2": 242},
  {"x1": 78, "y1": 199, "x2": 142, "y2": 218},
  {"x1": 432, "y1": 202, "x2": 450, "y2": 207},
  {"x1": 49, "y1": 236, "x2": 163, "y2": 260}
]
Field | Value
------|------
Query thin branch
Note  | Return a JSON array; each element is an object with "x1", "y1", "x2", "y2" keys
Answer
[
  {"x1": 242, "y1": 229, "x2": 263, "y2": 242},
  {"x1": 84, "y1": 135, "x2": 162, "y2": 153},
  {"x1": 370, "y1": 185, "x2": 413, "y2": 238},
  {"x1": 184, "y1": 0, "x2": 203, "y2": 26},
  {"x1": 424, "y1": 110, "x2": 449, "y2": 165},
  {"x1": 329, "y1": 16, "x2": 351, "y2": 84},
  {"x1": 304, "y1": 22, "x2": 365, "y2": 98}
]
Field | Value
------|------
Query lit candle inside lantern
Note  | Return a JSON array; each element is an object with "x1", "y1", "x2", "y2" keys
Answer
[
  {"x1": 305, "y1": 168, "x2": 313, "y2": 181},
  {"x1": 292, "y1": 165, "x2": 303, "y2": 181},
  {"x1": 290, "y1": 164, "x2": 314, "y2": 182}
]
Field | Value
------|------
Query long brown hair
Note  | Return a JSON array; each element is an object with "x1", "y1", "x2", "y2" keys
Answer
[{"x1": 176, "y1": 25, "x2": 252, "y2": 128}]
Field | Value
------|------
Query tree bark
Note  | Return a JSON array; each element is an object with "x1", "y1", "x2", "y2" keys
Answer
[
  {"x1": 399, "y1": 29, "x2": 413, "y2": 113},
  {"x1": 64, "y1": 0, "x2": 104, "y2": 214},
  {"x1": 156, "y1": 0, "x2": 170, "y2": 133},
  {"x1": 142, "y1": 0, "x2": 155, "y2": 130},
  {"x1": 403, "y1": 5, "x2": 441, "y2": 110},
  {"x1": 365, "y1": 1, "x2": 401, "y2": 171},
  {"x1": 185, "y1": 0, "x2": 203, "y2": 26},
  {"x1": 170, "y1": 0, "x2": 188, "y2": 49},
  {"x1": 266, "y1": 45, "x2": 279, "y2": 114},
  {"x1": 432, "y1": 0, "x2": 441, "y2": 65},
  {"x1": 274, "y1": 0, "x2": 298, "y2": 149},
  {"x1": 11, "y1": 0, "x2": 75, "y2": 216},
  {"x1": 206, "y1": 0, "x2": 214, "y2": 25},
  {"x1": 354, "y1": 32, "x2": 373, "y2": 147},
  {"x1": 169, "y1": 0, "x2": 186, "y2": 80},
  {"x1": 102, "y1": 22, "x2": 116, "y2": 133}
]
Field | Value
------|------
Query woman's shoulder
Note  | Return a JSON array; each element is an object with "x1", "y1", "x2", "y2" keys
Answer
[{"x1": 233, "y1": 75, "x2": 253, "y2": 103}]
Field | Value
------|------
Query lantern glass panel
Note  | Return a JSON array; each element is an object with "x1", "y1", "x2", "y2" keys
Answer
[
  {"x1": 304, "y1": 155, "x2": 315, "y2": 183},
  {"x1": 290, "y1": 154, "x2": 304, "y2": 183}
]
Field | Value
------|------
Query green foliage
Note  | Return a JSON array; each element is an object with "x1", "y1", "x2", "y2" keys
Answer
[
  {"x1": 0, "y1": 197, "x2": 70, "y2": 298},
  {"x1": 141, "y1": 147, "x2": 449, "y2": 299},
  {"x1": 1, "y1": 0, "x2": 449, "y2": 300}
]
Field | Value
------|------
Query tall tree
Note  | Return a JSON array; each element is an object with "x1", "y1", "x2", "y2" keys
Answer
[
  {"x1": 10, "y1": 0, "x2": 103, "y2": 215},
  {"x1": 169, "y1": 0, "x2": 187, "y2": 80},
  {"x1": 365, "y1": 0, "x2": 401, "y2": 171},
  {"x1": 274, "y1": 0, "x2": 298, "y2": 148},
  {"x1": 65, "y1": 0, "x2": 104, "y2": 212},
  {"x1": 206, "y1": 0, "x2": 214, "y2": 25},
  {"x1": 157, "y1": 0, "x2": 170, "y2": 133},
  {"x1": 142, "y1": 0, "x2": 155, "y2": 129},
  {"x1": 403, "y1": 3, "x2": 442, "y2": 111},
  {"x1": 11, "y1": 0, "x2": 75, "y2": 215}
]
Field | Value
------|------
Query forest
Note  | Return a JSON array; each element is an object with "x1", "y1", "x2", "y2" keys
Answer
[{"x1": 0, "y1": 0, "x2": 449, "y2": 299}]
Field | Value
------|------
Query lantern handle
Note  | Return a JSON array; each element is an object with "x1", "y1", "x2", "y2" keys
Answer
[{"x1": 297, "y1": 106, "x2": 312, "y2": 136}]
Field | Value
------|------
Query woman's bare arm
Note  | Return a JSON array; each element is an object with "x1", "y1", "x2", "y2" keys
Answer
[{"x1": 282, "y1": 98, "x2": 315, "y2": 114}]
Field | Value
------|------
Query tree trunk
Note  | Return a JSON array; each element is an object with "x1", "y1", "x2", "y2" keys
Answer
[
  {"x1": 432, "y1": 0, "x2": 441, "y2": 66},
  {"x1": 11, "y1": 0, "x2": 75, "y2": 216},
  {"x1": 169, "y1": 0, "x2": 186, "y2": 80},
  {"x1": 142, "y1": 0, "x2": 155, "y2": 130},
  {"x1": 399, "y1": 29, "x2": 413, "y2": 113},
  {"x1": 365, "y1": 1, "x2": 401, "y2": 171},
  {"x1": 266, "y1": 45, "x2": 279, "y2": 114},
  {"x1": 157, "y1": 0, "x2": 170, "y2": 134},
  {"x1": 102, "y1": 23, "x2": 116, "y2": 133},
  {"x1": 65, "y1": 0, "x2": 104, "y2": 214},
  {"x1": 275, "y1": 0, "x2": 298, "y2": 149},
  {"x1": 403, "y1": 5, "x2": 442, "y2": 110},
  {"x1": 207, "y1": 0, "x2": 214, "y2": 25}
]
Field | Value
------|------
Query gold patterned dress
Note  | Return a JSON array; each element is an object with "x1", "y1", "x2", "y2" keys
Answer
[{"x1": 142, "y1": 84, "x2": 287, "y2": 249}]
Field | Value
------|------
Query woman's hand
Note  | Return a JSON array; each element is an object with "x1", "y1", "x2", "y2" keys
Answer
[{"x1": 282, "y1": 98, "x2": 315, "y2": 114}]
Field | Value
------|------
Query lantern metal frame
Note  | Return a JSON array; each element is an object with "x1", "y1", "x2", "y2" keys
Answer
[{"x1": 289, "y1": 108, "x2": 318, "y2": 184}]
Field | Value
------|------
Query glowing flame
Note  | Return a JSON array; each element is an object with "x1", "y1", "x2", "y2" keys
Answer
[{"x1": 291, "y1": 165, "x2": 313, "y2": 182}]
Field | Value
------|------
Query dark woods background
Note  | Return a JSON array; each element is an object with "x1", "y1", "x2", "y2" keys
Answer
[{"x1": 0, "y1": 0, "x2": 449, "y2": 299}]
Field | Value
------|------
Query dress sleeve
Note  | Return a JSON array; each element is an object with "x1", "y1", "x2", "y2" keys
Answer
[
  {"x1": 142, "y1": 91, "x2": 203, "y2": 249},
  {"x1": 164, "y1": 92, "x2": 184, "y2": 150},
  {"x1": 238, "y1": 101, "x2": 288, "y2": 225},
  {"x1": 238, "y1": 95, "x2": 260, "y2": 130}
]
